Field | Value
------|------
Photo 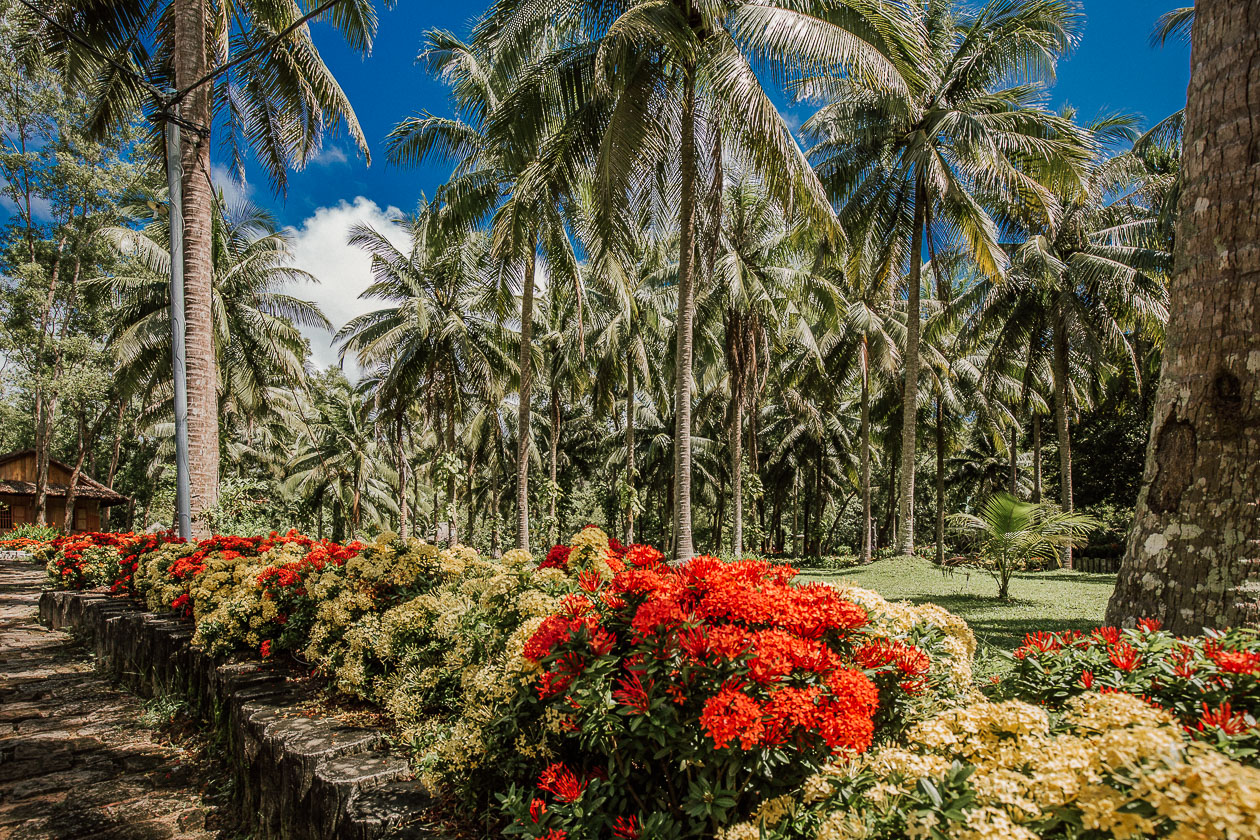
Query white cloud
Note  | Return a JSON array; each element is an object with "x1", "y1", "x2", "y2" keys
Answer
[
  {"x1": 284, "y1": 197, "x2": 408, "y2": 376},
  {"x1": 311, "y1": 145, "x2": 349, "y2": 166},
  {"x1": 212, "y1": 165, "x2": 253, "y2": 207}
]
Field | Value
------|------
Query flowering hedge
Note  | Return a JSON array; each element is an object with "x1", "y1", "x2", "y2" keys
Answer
[
  {"x1": 722, "y1": 692, "x2": 1260, "y2": 840},
  {"x1": 34, "y1": 524, "x2": 1260, "y2": 839},
  {"x1": 996, "y1": 621, "x2": 1260, "y2": 762}
]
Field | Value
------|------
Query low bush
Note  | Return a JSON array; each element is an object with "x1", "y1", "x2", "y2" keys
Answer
[
  {"x1": 996, "y1": 621, "x2": 1260, "y2": 762},
  {"x1": 727, "y1": 692, "x2": 1260, "y2": 840}
]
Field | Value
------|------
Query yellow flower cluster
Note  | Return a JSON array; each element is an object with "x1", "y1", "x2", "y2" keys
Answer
[
  {"x1": 836, "y1": 585, "x2": 978, "y2": 697},
  {"x1": 792, "y1": 693, "x2": 1260, "y2": 840}
]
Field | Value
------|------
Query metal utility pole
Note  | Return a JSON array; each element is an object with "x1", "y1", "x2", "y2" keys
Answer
[{"x1": 163, "y1": 102, "x2": 193, "y2": 540}]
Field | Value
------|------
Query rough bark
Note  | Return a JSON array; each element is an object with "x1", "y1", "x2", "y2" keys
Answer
[
  {"x1": 172, "y1": 0, "x2": 219, "y2": 535},
  {"x1": 396, "y1": 415, "x2": 408, "y2": 539},
  {"x1": 897, "y1": 180, "x2": 926, "y2": 556},
  {"x1": 446, "y1": 402, "x2": 459, "y2": 545},
  {"x1": 515, "y1": 245, "x2": 536, "y2": 551},
  {"x1": 1009, "y1": 424, "x2": 1018, "y2": 494},
  {"x1": 1107, "y1": 0, "x2": 1260, "y2": 632},
  {"x1": 731, "y1": 392, "x2": 744, "y2": 560},
  {"x1": 671, "y1": 68, "x2": 698, "y2": 562}
]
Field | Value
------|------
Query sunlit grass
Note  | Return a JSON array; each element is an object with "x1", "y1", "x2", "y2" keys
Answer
[{"x1": 800, "y1": 555, "x2": 1117, "y2": 654}]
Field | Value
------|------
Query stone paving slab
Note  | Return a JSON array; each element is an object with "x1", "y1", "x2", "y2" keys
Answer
[{"x1": 0, "y1": 558, "x2": 239, "y2": 840}]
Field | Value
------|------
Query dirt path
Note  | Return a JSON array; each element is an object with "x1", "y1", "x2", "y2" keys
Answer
[{"x1": 0, "y1": 557, "x2": 243, "y2": 839}]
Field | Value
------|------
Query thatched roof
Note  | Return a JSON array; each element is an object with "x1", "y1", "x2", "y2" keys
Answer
[{"x1": 0, "y1": 451, "x2": 129, "y2": 506}]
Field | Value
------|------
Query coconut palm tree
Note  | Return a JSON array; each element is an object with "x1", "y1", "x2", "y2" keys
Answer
[
  {"x1": 804, "y1": 0, "x2": 1084, "y2": 556},
  {"x1": 100, "y1": 195, "x2": 329, "y2": 429},
  {"x1": 336, "y1": 202, "x2": 516, "y2": 545},
  {"x1": 479, "y1": 0, "x2": 918, "y2": 560},
  {"x1": 25, "y1": 0, "x2": 379, "y2": 526}
]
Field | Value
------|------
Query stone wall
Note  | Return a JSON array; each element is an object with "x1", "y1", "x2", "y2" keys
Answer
[{"x1": 39, "y1": 589, "x2": 442, "y2": 840}]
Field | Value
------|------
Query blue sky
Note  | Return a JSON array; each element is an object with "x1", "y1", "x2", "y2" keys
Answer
[{"x1": 253, "y1": 0, "x2": 1192, "y2": 228}]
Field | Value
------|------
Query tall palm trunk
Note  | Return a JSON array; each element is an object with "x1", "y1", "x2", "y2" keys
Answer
[
  {"x1": 515, "y1": 243, "x2": 536, "y2": 550},
  {"x1": 1009, "y1": 424, "x2": 1018, "y2": 493},
  {"x1": 446, "y1": 403, "x2": 459, "y2": 545},
  {"x1": 935, "y1": 398, "x2": 945, "y2": 566},
  {"x1": 1052, "y1": 320, "x2": 1073, "y2": 567},
  {"x1": 860, "y1": 339, "x2": 872, "y2": 563},
  {"x1": 396, "y1": 414, "x2": 408, "y2": 539},
  {"x1": 897, "y1": 178, "x2": 926, "y2": 556},
  {"x1": 548, "y1": 383, "x2": 560, "y2": 546},
  {"x1": 671, "y1": 68, "x2": 698, "y2": 562},
  {"x1": 1032, "y1": 414, "x2": 1042, "y2": 502},
  {"x1": 730, "y1": 391, "x2": 744, "y2": 559},
  {"x1": 1108, "y1": 0, "x2": 1260, "y2": 632},
  {"x1": 625, "y1": 351, "x2": 636, "y2": 544},
  {"x1": 173, "y1": 0, "x2": 219, "y2": 534}
]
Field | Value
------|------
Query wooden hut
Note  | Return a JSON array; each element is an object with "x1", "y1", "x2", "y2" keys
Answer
[{"x1": 0, "y1": 450, "x2": 129, "y2": 532}]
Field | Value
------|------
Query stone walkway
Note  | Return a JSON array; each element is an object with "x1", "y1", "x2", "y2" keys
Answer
[{"x1": 0, "y1": 557, "x2": 242, "y2": 840}]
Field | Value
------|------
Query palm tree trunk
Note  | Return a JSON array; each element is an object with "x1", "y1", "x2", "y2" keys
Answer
[
  {"x1": 671, "y1": 67, "x2": 698, "y2": 563},
  {"x1": 935, "y1": 398, "x2": 945, "y2": 566},
  {"x1": 102, "y1": 402, "x2": 126, "y2": 532},
  {"x1": 446, "y1": 404, "x2": 459, "y2": 545},
  {"x1": 625, "y1": 351, "x2": 636, "y2": 544},
  {"x1": 860, "y1": 343, "x2": 872, "y2": 563},
  {"x1": 549, "y1": 382, "x2": 560, "y2": 546},
  {"x1": 173, "y1": 0, "x2": 219, "y2": 534},
  {"x1": 897, "y1": 179, "x2": 926, "y2": 556},
  {"x1": 1052, "y1": 321, "x2": 1073, "y2": 567},
  {"x1": 397, "y1": 414, "x2": 408, "y2": 539},
  {"x1": 731, "y1": 390, "x2": 744, "y2": 559},
  {"x1": 515, "y1": 242, "x2": 537, "y2": 550},
  {"x1": 1009, "y1": 423, "x2": 1018, "y2": 494},
  {"x1": 1032, "y1": 414, "x2": 1043, "y2": 502},
  {"x1": 1108, "y1": 0, "x2": 1260, "y2": 632}
]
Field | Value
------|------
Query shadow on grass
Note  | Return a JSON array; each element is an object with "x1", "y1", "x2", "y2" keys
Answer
[{"x1": 1026, "y1": 571, "x2": 1116, "y2": 585}]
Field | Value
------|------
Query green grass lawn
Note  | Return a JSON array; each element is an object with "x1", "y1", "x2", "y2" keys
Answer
[{"x1": 799, "y1": 555, "x2": 1117, "y2": 654}]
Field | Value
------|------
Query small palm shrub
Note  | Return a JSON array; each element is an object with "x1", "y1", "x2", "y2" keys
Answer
[{"x1": 950, "y1": 494, "x2": 1098, "y2": 598}]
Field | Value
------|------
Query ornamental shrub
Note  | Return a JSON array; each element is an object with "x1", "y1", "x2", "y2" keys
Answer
[
  {"x1": 727, "y1": 692, "x2": 1260, "y2": 840},
  {"x1": 996, "y1": 621, "x2": 1260, "y2": 762},
  {"x1": 494, "y1": 527, "x2": 971, "y2": 840},
  {"x1": 35, "y1": 531, "x2": 150, "y2": 590}
]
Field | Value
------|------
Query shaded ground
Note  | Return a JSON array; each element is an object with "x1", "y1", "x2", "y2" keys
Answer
[
  {"x1": 0, "y1": 557, "x2": 247, "y2": 840},
  {"x1": 802, "y1": 555, "x2": 1117, "y2": 652}
]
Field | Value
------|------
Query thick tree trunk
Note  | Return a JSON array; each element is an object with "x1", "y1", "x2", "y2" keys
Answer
[
  {"x1": 1052, "y1": 321, "x2": 1074, "y2": 567},
  {"x1": 102, "y1": 402, "x2": 125, "y2": 532},
  {"x1": 62, "y1": 412, "x2": 87, "y2": 533},
  {"x1": 625, "y1": 353, "x2": 636, "y2": 544},
  {"x1": 446, "y1": 404, "x2": 459, "y2": 545},
  {"x1": 1107, "y1": 0, "x2": 1260, "y2": 632},
  {"x1": 173, "y1": 0, "x2": 219, "y2": 534},
  {"x1": 671, "y1": 68, "x2": 699, "y2": 562},
  {"x1": 860, "y1": 350, "x2": 872, "y2": 563},
  {"x1": 491, "y1": 461, "x2": 502, "y2": 558},
  {"x1": 515, "y1": 244, "x2": 536, "y2": 550},
  {"x1": 897, "y1": 180, "x2": 926, "y2": 556},
  {"x1": 935, "y1": 398, "x2": 945, "y2": 566},
  {"x1": 1032, "y1": 414, "x2": 1043, "y2": 502}
]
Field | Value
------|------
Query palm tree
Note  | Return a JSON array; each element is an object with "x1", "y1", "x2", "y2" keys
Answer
[
  {"x1": 481, "y1": 0, "x2": 915, "y2": 560},
  {"x1": 336, "y1": 202, "x2": 515, "y2": 546},
  {"x1": 951, "y1": 492, "x2": 1097, "y2": 599},
  {"x1": 966, "y1": 117, "x2": 1170, "y2": 565},
  {"x1": 100, "y1": 195, "x2": 329, "y2": 429},
  {"x1": 26, "y1": 0, "x2": 377, "y2": 528},
  {"x1": 804, "y1": 0, "x2": 1083, "y2": 556}
]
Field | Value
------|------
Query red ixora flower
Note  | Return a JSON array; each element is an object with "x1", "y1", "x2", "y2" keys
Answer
[
  {"x1": 529, "y1": 798, "x2": 547, "y2": 823},
  {"x1": 260, "y1": 640, "x2": 272, "y2": 659},
  {"x1": 1136, "y1": 618, "x2": 1163, "y2": 633},
  {"x1": 1109, "y1": 642, "x2": 1141, "y2": 673},
  {"x1": 1197, "y1": 701, "x2": 1251, "y2": 736},
  {"x1": 612, "y1": 815, "x2": 640, "y2": 839},
  {"x1": 538, "y1": 830, "x2": 566, "y2": 840},
  {"x1": 1205, "y1": 642, "x2": 1260, "y2": 675},
  {"x1": 1093, "y1": 626, "x2": 1122, "y2": 647},
  {"x1": 537, "y1": 763, "x2": 588, "y2": 803},
  {"x1": 1079, "y1": 670, "x2": 1095, "y2": 689},
  {"x1": 700, "y1": 685, "x2": 765, "y2": 750},
  {"x1": 540, "y1": 544, "x2": 571, "y2": 570}
]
